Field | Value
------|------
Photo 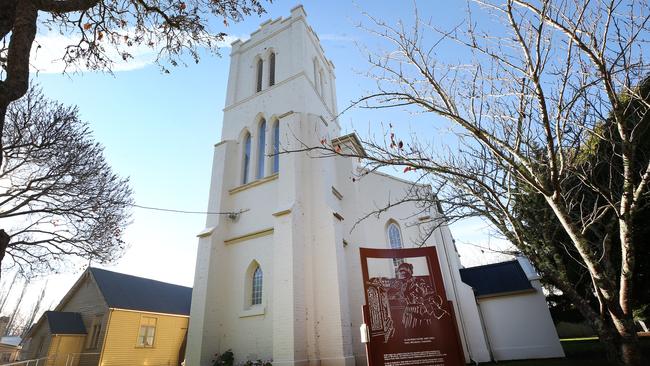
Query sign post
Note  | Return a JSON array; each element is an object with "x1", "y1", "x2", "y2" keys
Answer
[{"x1": 359, "y1": 247, "x2": 465, "y2": 366}]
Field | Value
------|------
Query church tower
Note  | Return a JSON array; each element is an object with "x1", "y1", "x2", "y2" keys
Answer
[
  {"x1": 187, "y1": 6, "x2": 568, "y2": 366},
  {"x1": 186, "y1": 6, "x2": 355, "y2": 366}
]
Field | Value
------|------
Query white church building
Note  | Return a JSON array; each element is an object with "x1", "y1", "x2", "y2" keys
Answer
[{"x1": 186, "y1": 5, "x2": 565, "y2": 366}]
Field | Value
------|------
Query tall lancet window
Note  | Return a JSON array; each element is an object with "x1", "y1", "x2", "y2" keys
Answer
[
  {"x1": 269, "y1": 52, "x2": 276, "y2": 86},
  {"x1": 256, "y1": 58, "x2": 264, "y2": 92},
  {"x1": 313, "y1": 59, "x2": 319, "y2": 91},
  {"x1": 388, "y1": 222, "x2": 405, "y2": 269},
  {"x1": 242, "y1": 132, "x2": 252, "y2": 184},
  {"x1": 257, "y1": 119, "x2": 266, "y2": 179},
  {"x1": 251, "y1": 266, "x2": 263, "y2": 306},
  {"x1": 272, "y1": 120, "x2": 280, "y2": 174}
]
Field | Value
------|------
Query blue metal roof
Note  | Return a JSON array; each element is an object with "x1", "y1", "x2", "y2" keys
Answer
[
  {"x1": 89, "y1": 267, "x2": 192, "y2": 316},
  {"x1": 459, "y1": 260, "x2": 534, "y2": 297},
  {"x1": 45, "y1": 311, "x2": 87, "y2": 335}
]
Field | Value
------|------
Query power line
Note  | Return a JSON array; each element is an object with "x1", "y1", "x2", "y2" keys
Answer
[
  {"x1": 131, "y1": 204, "x2": 247, "y2": 216},
  {"x1": 0, "y1": 184, "x2": 245, "y2": 216}
]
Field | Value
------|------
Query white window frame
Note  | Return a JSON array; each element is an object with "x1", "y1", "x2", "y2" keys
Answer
[{"x1": 136, "y1": 317, "x2": 157, "y2": 348}]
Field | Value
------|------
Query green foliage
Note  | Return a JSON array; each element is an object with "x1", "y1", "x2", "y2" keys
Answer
[
  {"x1": 211, "y1": 350, "x2": 272, "y2": 366},
  {"x1": 513, "y1": 76, "x2": 650, "y2": 323},
  {"x1": 242, "y1": 360, "x2": 272, "y2": 366},
  {"x1": 633, "y1": 305, "x2": 648, "y2": 322},
  {"x1": 212, "y1": 350, "x2": 234, "y2": 366}
]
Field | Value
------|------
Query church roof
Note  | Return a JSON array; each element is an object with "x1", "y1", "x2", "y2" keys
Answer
[
  {"x1": 459, "y1": 260, "x2": 534, "y2": 298},
  {"x1": 89, "y1": 267, "x2": 192, "y2": 316},
  {"x1": 45, "y1": 311, "x2": 87, "y2": 335}
]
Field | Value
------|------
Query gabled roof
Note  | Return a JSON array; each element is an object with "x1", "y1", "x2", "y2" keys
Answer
[
  {"x1": 331, "y1": 133, "x2": 367, "y2": 157},
  {"x1": 459, "y1": 260, "x2": 534, "y2": 298},
  {"x1": 89, "y1": 268, "x2": 192, "y2": 316},
  {"x1": 45, "y1": 311, "x2": 87, "y2": 335}
]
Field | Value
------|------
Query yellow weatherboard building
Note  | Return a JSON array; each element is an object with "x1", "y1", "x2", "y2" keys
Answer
[{"x1": 22, "y1": 268, "x2": 191, "y2": 366}]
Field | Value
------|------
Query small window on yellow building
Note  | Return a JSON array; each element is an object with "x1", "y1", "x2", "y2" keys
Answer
[{"x1": 136, "y1": 317, "x2": 156, "y2": 348}]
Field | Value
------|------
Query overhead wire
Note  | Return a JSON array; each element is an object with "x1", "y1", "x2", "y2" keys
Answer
[{"x1": 0, "y1": 184, "x2": 245, "y2": 216}]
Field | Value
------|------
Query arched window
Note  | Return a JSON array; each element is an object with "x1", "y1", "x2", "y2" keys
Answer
[
  {"x1": 242, "y1": 132, "x2": 252, "y2": 184},
  {"x1": 256, "y1": 58, "x2": 264, "y2": 92},
  {"x1": 272, "y1": 120, "x2": 280, "y2": 174},
  {"x1": 387, "y1": 222, "x2": 404, "y2": 270},
  {"x1": 319, "y1": 69, "x2": 325, "y2": 96},
  {"x1": 388, "y1": 223, "x2": 403, "y2": 249},
  {"x1": 257, "y1": 119, "x2": 266, "y2": 179},
  {"x1": 251, "y1": 266, "x2": 263, "y2": 306},
  {"x1": 269, "y1": 52, "x2": 276, "y2": 86}
]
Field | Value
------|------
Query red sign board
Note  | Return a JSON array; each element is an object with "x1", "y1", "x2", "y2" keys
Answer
[{"x1": 360, "y1": 247, "x2": 465, "y2": 366}]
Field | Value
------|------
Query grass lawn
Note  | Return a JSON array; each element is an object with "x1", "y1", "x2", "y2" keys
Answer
[{"x1": 475, "y1": 334, "x2": 650, "y2": 365}]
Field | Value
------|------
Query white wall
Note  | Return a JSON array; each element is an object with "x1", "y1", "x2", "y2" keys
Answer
[{"x1": 477, "y1": 282, "x2": 565, "y2": 361}]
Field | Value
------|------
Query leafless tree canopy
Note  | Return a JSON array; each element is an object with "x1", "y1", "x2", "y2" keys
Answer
[
  {"x1": 299, "y1": 1, "x2": 649, "y2": 365},
  {"x1": 0, "y1": 0, "x2": 268, "y2": 167},
  {"x1": 1, "y1": 88, "x2": 133, "y2": 276}
]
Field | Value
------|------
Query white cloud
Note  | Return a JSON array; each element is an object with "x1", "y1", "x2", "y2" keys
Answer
[
  {"x1": 319, "y1": 33, "x2": 356, "y2": 43},
  {"x1": 30, "y1": 32, "x2": 244, "y2": 74}
]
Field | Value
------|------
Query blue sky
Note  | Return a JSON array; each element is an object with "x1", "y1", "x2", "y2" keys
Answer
[{"x1": 3, "y1": 1, "x2": 512, "y2": 317}]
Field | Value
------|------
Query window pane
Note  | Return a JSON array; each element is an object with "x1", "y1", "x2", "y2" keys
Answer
[
  {"x1": 252, "y1": 267, "x2": 263, "y2": 305},
  {"x1": 91, "y1": 324, "x2": 101, "y2": 348},
  {"x1": 388, "y1": 223, "x2": 402, "y2": 249},
  {"x1": 146, "y1": 326, "x2": 155, "y2": 346},
  {"x1": 388, "y1": 223, "x2": 404, "y2": 273},
  {"x1": 256, "y1": 59, "x2": 263, "y2": 92},
  {"x1": 243, "y1": 133, "x2": 251, "y2": 184},
  {"x1": 272, "y1": 122, "x2": 280, "y2": 174},
  {"x1": 137, "y1": 326, "x2": 146, "y2": 346},
  {"x1": 269, "y1": 53, "x2": 276, "y2": 86},
  {"x1": 257, "y1": 120, "x2": 266, "y2": 179}
]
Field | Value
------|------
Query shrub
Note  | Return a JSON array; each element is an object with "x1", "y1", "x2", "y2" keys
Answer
[{"x1": 212, "y1": 350, "x2": 234, "y2": 366}]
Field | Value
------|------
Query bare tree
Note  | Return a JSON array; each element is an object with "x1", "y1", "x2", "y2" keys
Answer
[
  {"x1": 20, "y1": 280, "x2": 47, "y2": 337},
  {"x1": 0, "y1": 87, "x2": 133, "y2": 277},
  {"x1": 0, "y1": 0, "x2": 269, "y2": 168},
  {"x1": 4, "y1": 277, "x2": 28, "y2": 336},
  {"x1": 0, "y1": 270, "x2": 18, "y2": 314},
  {"x1": 289, "y1": 1, "x2": 649, "y2": 365}
]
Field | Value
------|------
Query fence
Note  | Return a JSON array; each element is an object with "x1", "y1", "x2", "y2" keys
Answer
[
  {"x1": 64, "y1": 352, "x2": 100, "y2": 366},
  {"x1": 1, "y1": 357, "x2": 51, "y2": 366}
]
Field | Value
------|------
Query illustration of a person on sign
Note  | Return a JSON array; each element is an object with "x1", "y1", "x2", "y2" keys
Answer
[{"x1": 392, "y1": 262, "x2": 449, "y2": 328}]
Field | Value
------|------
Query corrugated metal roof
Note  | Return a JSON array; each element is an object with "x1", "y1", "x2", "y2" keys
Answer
[
  {"x1": 90, "y1": 267, "x2": 192, "y2": 316},
  {"x1": 45, "y1": 311, "x2": 87, "y2": 335},
  {"x1": 459, "y1": 260, "x2": 534, "y2": 298}
]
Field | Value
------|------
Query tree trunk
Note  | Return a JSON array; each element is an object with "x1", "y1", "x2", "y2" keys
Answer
[
  {"x1": 0, "y1": 101, "x2": 6, "y2": 171},
  {"x1": 596, "y1": 326, "x2": 620, "y2": 365},
  {"x1": 612, "y1": 312, "x2": 642, "y2": 366},
  {"x1": 0, "y1": 230, "x2": 8, "y2": 281}
]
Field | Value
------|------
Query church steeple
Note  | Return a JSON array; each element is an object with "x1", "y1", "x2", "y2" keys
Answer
[{"x1": 223, "y1": 5, "x2": 337, "y2": 122}]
